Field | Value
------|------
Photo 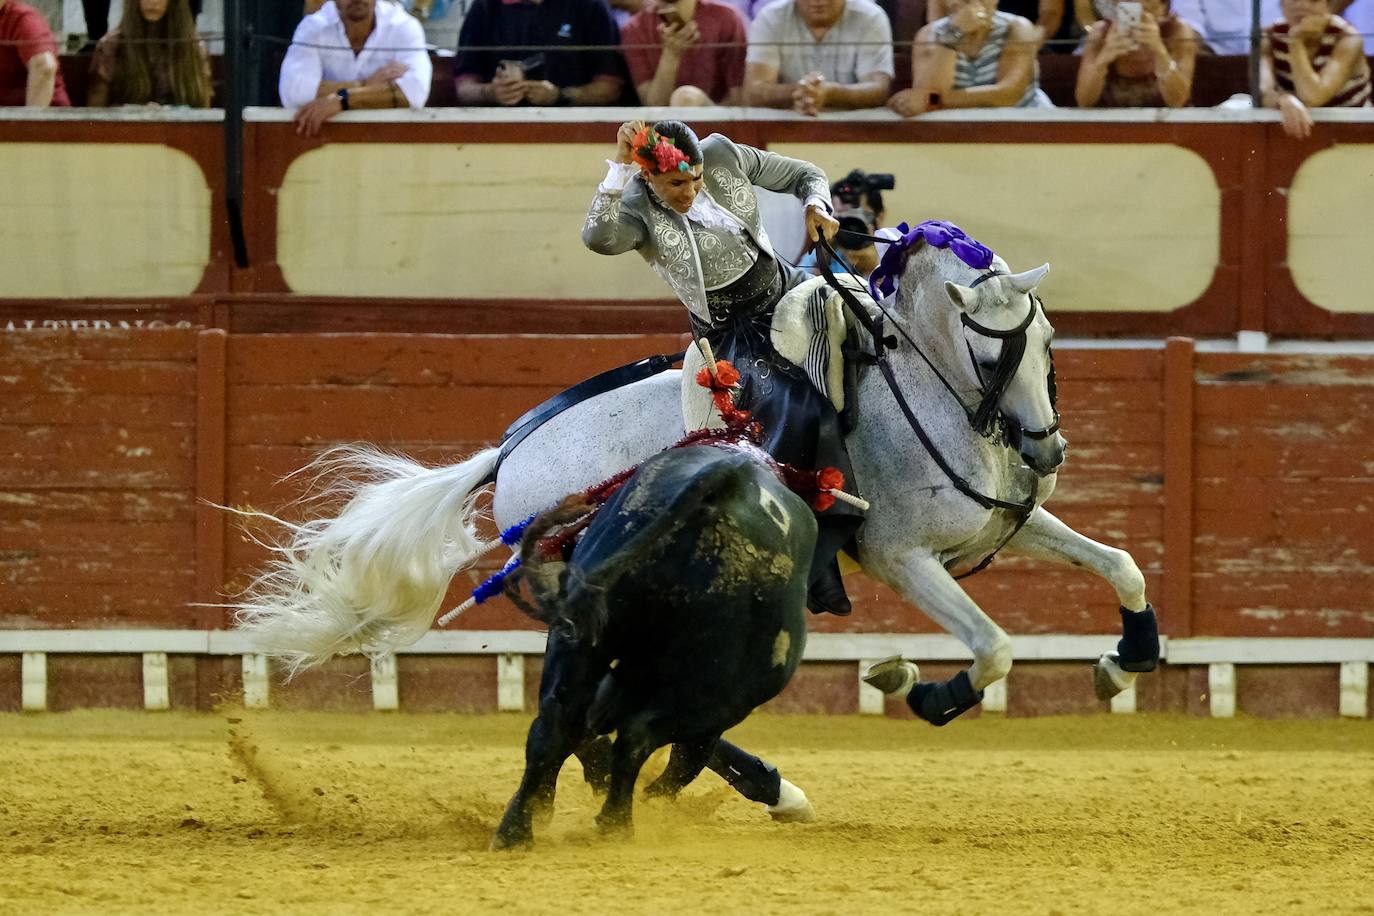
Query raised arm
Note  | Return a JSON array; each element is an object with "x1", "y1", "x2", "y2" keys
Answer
[{"x1": 582, "y1": 121, "x2": 651, "y2": 256}]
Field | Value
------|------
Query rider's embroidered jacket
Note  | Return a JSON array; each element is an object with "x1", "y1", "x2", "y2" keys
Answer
[{"x1": 581, "y1": 133, "x2": 831, "y2": 324}]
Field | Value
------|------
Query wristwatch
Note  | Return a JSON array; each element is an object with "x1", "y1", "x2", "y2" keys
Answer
[
  {"x1": 936, "y1": 23, "x2": 964, "y2": 49},
  {"x1": 336, "y1": 87, "x2": 351, "y2": 111}
]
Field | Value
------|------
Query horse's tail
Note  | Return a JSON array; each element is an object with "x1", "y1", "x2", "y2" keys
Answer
[{"x1": 232, "y1": 444, "x2": 500, "y2": 676}]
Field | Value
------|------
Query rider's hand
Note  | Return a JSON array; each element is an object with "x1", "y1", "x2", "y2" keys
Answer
[
  {"x1": 805, "y1": 203, "x2": 840, "y2": 244},
  {"x1": 616, "y1": 119, "x2": 647, "y2": 164}
]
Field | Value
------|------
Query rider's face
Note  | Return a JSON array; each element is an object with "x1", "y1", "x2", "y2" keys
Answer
[{"x1": 644, "y1": 165, "x2": 705, "y2": 214}]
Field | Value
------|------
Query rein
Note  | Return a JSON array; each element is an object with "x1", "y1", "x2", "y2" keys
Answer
[{"x1": 813, "y1": 233, "x2": 1042, "y2": 578}]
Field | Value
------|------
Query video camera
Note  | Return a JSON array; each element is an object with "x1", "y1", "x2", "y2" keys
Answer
[{"x1": 830, "y1": 169, "x2": 895, "y2": 251}]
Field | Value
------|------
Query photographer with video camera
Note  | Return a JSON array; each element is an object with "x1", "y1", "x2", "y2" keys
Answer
[{"x1": 798, "y1": 169, "x2": 897, "y2": 280}]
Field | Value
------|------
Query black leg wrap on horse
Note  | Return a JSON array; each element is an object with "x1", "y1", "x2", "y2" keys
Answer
[
  {"x1": 1117, "y1": 605, "x2": 1160, "y2": 673},
  {"x1": 907, "y1": 671, "x2": 984, "y2": 726},
  {"x1": 708, "y1": 740, "x2": 781, "y2": 807}
]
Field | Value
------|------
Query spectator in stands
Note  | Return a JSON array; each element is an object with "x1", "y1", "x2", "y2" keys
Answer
[
  {"x1": 81, "y1": 0, "x2": 201, "y2": 43},
  {"x1": 743, "y1": 0, "x2": 895, "y2": 114},
  {"x1": 86, "y1": 0, "x2": 212, "y2": 108},
  {"x1": 889, "y1": 0, "x2": 1050, "y2": 114},
  {"x1": 453, "y1": 0, "x2": 625, "y2": 106},
  {"x1": 1261, "y1": 0, "x2": 1372, "y2": 138},
  {"x1": 1075, "y1": 0, "x2": 1198, "y2": 106},
  {"x1": 1169, "y1": 0, "x2": 1279, "y2": 53},
  {"x1": 0, "y1": 0, "x2": 68, "y2": 106},
  {"x1": 622, "y1": 0, "x2": 748, "y2": 105},
  {"x1": 279, "y1": 0, "x2": 432, "y2": 137}
]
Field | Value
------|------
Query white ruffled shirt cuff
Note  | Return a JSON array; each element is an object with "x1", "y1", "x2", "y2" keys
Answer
[{"x1": 599, "y1": 160, "x2": 639, "y2": 194}]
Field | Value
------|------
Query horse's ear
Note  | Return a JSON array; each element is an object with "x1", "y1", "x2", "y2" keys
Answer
[
  {"x1": 1007, "y1": 263, "x2": 1050, "y2": 294},
  {"x1": 944, "y1": 280, "x2": 987, "y2": 315}
]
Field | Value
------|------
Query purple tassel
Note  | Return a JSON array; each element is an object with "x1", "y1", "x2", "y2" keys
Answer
[
  {"x1": 870, "y1": 219, "x2": 996, "y2": 302},
  {"x1": 471, "y1": 555, "x2": 521, "y2": 605}
]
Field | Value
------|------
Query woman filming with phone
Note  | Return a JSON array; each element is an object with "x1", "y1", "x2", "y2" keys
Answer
[{"x1": 1075, "y1": 0, "x2": 1197, "y2": 107}]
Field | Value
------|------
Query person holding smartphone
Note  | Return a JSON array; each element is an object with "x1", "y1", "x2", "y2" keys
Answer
[
  {"x1": 453, "y1": 0, "x2": 625, "y2": 106},
  {"x1": 621, "y1": 0, "x2": 748, "y2": 105},
  {"x1": 1075, "y1": 0, "x2": 1197, "y2": 107}
]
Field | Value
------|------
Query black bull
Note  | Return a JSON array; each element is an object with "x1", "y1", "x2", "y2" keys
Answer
[{"x1": 492, "y1": 445, "x2": 818, "y2": 848}]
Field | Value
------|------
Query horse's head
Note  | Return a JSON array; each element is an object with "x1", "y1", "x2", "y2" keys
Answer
[{"x1": 943, "y1": 262, "x2": 1066, "y2": 477}]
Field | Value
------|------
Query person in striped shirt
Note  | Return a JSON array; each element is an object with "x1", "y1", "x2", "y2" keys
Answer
[{"x1": 1260, "y1": 0, "x2": 1371, "y2": 138}]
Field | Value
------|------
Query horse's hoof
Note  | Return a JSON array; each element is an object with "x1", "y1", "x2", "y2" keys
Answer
[
  {"x1": 1092, "y1": 653, "x2": 1135, "y2": 701},
  {"x1": 767, "y1": 778, "x2": 816, "y2": 824},
  {"x1": 862, "y1": 656, "x2": 920, "y2": 696}
]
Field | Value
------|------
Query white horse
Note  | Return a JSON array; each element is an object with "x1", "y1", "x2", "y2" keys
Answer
[{"x1": 235, "y1": 238, "x2": 1159, "y2": 719}]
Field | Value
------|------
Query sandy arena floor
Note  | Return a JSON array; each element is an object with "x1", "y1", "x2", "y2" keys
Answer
[{"x1": 0, "y1": 710, "x2": 1371, "y2": 915}]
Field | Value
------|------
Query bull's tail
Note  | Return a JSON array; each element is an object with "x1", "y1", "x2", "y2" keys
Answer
[{"x1": 232, "y1": 445, "x2": 500, "y2": 676}]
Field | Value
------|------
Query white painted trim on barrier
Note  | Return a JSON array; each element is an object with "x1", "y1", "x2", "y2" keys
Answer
[
  {"x1": 982, "y1": 677, "x2": 1008, "y2": 713},
  {"x1": 4, "y1": 630, "x2": 1373, "y2": 665},
  {"x1": 1209, "y1": 663, "x2": 1236, "y2": 718},
  {"x1": 21, "y1": 652, "x2": 45, "y2": 712},
  {"x1": 142, "y1": 653, "x2": 169, "y2": 711},
  {"x1": 242, "y1": 654, "x2": 270, "y2": 709},
  {"x1": 857, "y1": 660, "x2": 886, "y2": 715},
  {"x1": 1169, "y1": 638, "x2": 1374, "y2": 665},
  {"x1": 497, "y1": 654, "x2": 525, "y2": 712},
  {"x1": 371, "y1": 654, "x2": 399, "y2": 712},
  {"x1": 1339, "y1": 662, "x2": 1369, "y2": 719}
]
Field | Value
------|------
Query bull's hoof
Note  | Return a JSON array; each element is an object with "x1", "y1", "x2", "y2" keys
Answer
[
  {"x1": 1092, "y1": 653, "x2": 1135, "y2": 701},
  {"x1": 862, "y1": 656, "x2": 920, "y2": 696},
  {"x1": 594, "y1": 812, "x2": 634, "y2": 840},
  {"x1": 767, "y1": 778, "x2": 816, "y2": 824},
  {"x1": 489, "y1": 828, "x2": 533, "y2": 852}
]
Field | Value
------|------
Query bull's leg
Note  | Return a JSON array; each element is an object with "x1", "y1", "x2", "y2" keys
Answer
[
  {"x1": 594, "y1": 716, "x2": 659, "y2": 838},
  {"x1": 643, "y1": 737, "x2": 718, "y2": 800},
  {"x1": 572, "y1": 735, "x2": 613, "y2": 796},
  {"x1": 1007, "y1": 508, "x2": 1158, "y2": 700},
  {"x1": 492, "y1": 629, "x2": 604, "y2": 850},
  {"x1": 707, "y1": 739, "x2": 815, "y2": 823}
]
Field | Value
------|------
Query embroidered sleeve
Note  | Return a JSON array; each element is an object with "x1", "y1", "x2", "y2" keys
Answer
[{"x1": 582, "y1": 165, "x2": 648, "y2": 256}]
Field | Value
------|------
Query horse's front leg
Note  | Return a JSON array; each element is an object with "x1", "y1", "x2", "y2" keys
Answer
[
  {"x1": 1007, "y1": 508, "x2": 1159, "y2": 700},
  {"x1": 866, "y1": 552, "x2": 1012, "y2": 725},
  {"x1": 491, "y1": 629, "x2": 604, "y2": 850}
]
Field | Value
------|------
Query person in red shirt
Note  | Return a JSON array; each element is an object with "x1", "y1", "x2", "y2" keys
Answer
[
  {"x1": 0, "y1": 0, "x2": 69, "y2": 106},
  {"x1": 621, "y1": 0, "x2": 747, "y2": 105}
]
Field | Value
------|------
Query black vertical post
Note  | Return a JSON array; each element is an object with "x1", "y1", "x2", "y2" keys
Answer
[
  {"x1": 1249, "y1": 0, "x2": 1262, "y2": 106},
  {"x1": 224, "y1": 0, "x2": 250, "y2": 267}
]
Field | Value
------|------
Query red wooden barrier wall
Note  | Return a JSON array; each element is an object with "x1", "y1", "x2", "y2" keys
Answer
[{"x1": 4, "y1": 330, "x2": 1371, "y2": 641}]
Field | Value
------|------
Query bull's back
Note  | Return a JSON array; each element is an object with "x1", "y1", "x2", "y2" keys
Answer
[{"x1": 575, "y1": 446, "x2": 815, "y2": 739}]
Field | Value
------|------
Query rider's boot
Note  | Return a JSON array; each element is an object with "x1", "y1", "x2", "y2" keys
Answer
[
  {"x1": 806, "y1": 519, "x2": 855, "y2": 616},
  {"x1": 807, "y1": 557, "x2": 851, "y2": 617}
]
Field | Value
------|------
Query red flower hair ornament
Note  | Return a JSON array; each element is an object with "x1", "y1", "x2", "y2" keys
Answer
[{"x1": 632, "y1": 125, "x2": 693, "y2": 174}]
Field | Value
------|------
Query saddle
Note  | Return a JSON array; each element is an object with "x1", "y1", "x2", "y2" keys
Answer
[{"x1": 680, "y1": 273, "x2": 880, "y2": 432}]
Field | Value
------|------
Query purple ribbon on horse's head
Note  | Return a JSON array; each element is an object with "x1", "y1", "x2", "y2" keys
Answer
[{"x1": 868, "y1": 219, "x2": 996, "y2": 302}]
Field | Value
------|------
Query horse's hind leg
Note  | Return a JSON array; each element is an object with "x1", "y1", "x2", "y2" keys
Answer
[
  {"x1": 1007, "y1": 508, "x2": 1159, "y2": 700},
  {"x1": 492, "y1": 629, "x2": 605, "y2": 850},
  {"x1": 643, "y1": 737, "x2": 718, "y2": 800},
  {"x1": 706, "y1": 739, "x2": 815, "y2": 823}
]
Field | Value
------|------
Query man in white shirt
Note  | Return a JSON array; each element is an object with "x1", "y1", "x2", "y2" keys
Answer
[
  {"x1": 279, "y1": 0, "x2": 433, "y2": 136},
  {"x1": 1167, "y1": 0, "x2": 1281, "y2": 53},
  {"x1": 743, "y1": 0, "x2": 894, "y2": 114}
]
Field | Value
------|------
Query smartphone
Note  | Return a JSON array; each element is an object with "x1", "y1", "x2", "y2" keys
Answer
[
  {"x1": 1115, "y1": 0, "x2": 1142, "y2": 46},
  {"x1": 497, "y1": 59, "x2": 524, "y2": 82}
]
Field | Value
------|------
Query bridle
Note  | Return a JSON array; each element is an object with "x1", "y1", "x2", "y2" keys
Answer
[{"x1": 813, "y1": 233, "x2": 1061, "y2": 577}]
